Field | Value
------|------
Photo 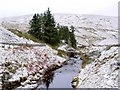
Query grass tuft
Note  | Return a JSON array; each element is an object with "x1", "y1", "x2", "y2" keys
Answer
[{"x1": 8, "y1": 29, "x2": 44, "y2": 43}]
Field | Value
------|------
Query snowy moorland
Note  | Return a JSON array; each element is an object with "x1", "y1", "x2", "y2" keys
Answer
[
  {"x1": 0, "y1": 25, "x2": 65, "y2": 89},
  {"x1": 0, "y1": 14, "x2": 119, "y2": 88}
]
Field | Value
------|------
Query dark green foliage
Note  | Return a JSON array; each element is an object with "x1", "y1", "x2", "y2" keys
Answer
[
  {"x1": 58, "y1": 26, "x2": 69, "y2": 44},
  {"x1": 28, "y1": 8, "x2": 76, "y2": 48},
  {"x1": 43, "y1": 8, "x2": 59, "y2": 45},
  {"x1": 28, "y1": 14, "x2": 40, "y2": 37},
  {"x1": 28, "y1": 8, "x2": 59, "y2": 46},
  {"x1": 69, "y1": 26, "x2": 77, "y2": 48},
  {"x1": 58, "y1": 25, "x2": 77, "y2": 48}
]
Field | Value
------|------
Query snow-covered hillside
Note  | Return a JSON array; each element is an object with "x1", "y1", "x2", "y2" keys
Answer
[
  {"x1": 77, "y1": 47, "x2": 118, "y2": 88},
  {"x1": 0, "y1": 26, "x2": 34, "y2": 43},
  {"x1": 0, "y1": 14, "x2": 118, "y2": 46},
  {"x1": 0, "y1": 26, "x2": 65, "y2": 89},
  {"x1": 0, "y1": 14, "x2": 119, "y2": 88}
]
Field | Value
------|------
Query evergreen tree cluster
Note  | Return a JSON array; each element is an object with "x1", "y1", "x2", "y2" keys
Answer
[
  {"x1": 28, "y1": 8, "x2": 59, "y2": 46},
  {"x1": 58, "y1": 25, "x2": 77, "y2": 48},
  {"x1": 28, "y1": 8, "x2": 76, "y2": 48}
]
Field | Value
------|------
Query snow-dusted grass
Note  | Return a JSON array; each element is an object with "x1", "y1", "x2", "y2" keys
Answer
[
  {"x1": 0, "y1": 14, "x2": 118, "y2": 88},
  {"x1": 0, "y1": 26, "x2": 66, "y2": 89},
  {"x1": 77, "y1": 46, "x2": 118, "y2": 88},
  {"x1": 7, "y1": 29, "x2": 44, "y2": 44}
]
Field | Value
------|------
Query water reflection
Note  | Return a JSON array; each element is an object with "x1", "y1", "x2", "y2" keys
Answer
[
  {"x1": 38, "y1": 58, "x2": 82, "y2": 88},
  {"x1": 42, "y1": 71, "x2": 54, "y2": 89}
]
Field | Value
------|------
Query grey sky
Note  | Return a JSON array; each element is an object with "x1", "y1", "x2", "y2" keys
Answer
[{"x1": 0, "y1": 0, "x2": 119, "y2": 17}]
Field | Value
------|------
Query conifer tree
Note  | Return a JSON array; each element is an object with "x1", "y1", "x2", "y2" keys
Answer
[
  {"x1": 58, "y1": 26, "x2": 69, "y2": 44},
  {"x1": 43, "y1": 8, "x2": 59, "y2": 45},
  {"x1": 28, "y1": 13, "x2": 42, "y2": 39},
  {"x1": 69, "y1": 26, "x2": 77, "y2": 48},
  {"x1": 28, "y1": 8, "x2": 77, "y2": 47}
]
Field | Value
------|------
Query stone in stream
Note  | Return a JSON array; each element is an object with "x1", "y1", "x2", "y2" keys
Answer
[
  {"x1": 71, "y1": 77, "x2": 79, "y2": 88},
  {"x1": 59, "y1": 71, "x2": 62, "y2": 73}
]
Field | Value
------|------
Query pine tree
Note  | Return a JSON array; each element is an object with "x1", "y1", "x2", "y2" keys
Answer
[
  {"x1": 28, "y1": 13, "x2": 42, "y2": 39},
  {"x1": 27, "y1": 8, "x2": 83, "y2": 46},
  {"x1": 28, "y1": 8, "x2": 60, "y2": 46},
  {"x1": 43, "y1": 8, "x2": 59, "y2": 45},
  {"x1": 39, "y1": 14, "x2": 45, "y2": 40},
  {"x1": 69, "y1": 26, "x2": 77, "y2": 48},
  {"x1": 58, "y1": 26, "x2": 69, "y2": 44}
]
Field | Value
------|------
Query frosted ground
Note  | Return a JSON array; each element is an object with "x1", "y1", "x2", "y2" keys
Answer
[{"x1": 0, "y1": 14, "x2": 119, "y2": 88}]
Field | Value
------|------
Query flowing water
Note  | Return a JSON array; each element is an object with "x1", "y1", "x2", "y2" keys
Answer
[{"x1": 37, "y1": 58, "x2": 82, "y2": 89}]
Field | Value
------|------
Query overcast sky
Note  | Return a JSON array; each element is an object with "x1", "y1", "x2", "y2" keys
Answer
[{"x1": 0, "y1": 0, "x2": 119, "y2": 18}]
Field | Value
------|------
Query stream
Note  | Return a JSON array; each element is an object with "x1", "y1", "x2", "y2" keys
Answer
[{"x1": 37, "y1": 57, "x2": 82, "y2": 89}]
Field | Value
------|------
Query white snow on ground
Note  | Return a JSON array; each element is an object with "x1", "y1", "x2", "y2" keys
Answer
[
  {"x1": 9, "y1": 67, "x2": 28, "y2": 82},
  {"x1": 97, "y1": 38, "x2": 118, "y2": 45},
  {"x1": 57, "y1": 44, "x2": 68, "y2": 51},
  {"x1": 77, "y1": 47, "x2": 118, "y2": 88},
  {"x1": 0, "y1": 15, "x2": 32, "y2": 32},
  {"x1": 0, "y1": 14, "x2": 119, "y2": 88},
  {"x1": 0, "y1": 26, "x2": 65, "y2": 89},
  {"x1": 0, "y1": 26, "x2": 35, "y2": 43}
]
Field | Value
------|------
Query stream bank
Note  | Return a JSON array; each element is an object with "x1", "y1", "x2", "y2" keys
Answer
[{"x1": 37, "y1": 57, "x2": 82, "y2": 89}]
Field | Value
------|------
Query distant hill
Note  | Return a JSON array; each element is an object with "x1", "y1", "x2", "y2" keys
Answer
[
  {"x1": 0, "y1": 14, "x2": 118, "y2": 88},
  {"x1": 0, "y1": 14, "x2": 118, "y2": 46}
]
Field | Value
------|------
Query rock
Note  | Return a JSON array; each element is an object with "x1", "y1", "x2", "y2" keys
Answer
[
  {"x1": 31, "y1": 81, "x2": 37, "y2": 84},
  {"x1": 71, "y1": 77, "x2": 79, "y2": 88},
  {"x1": 21, "y1": 79, "x2": 30, "y2": 86},
  {"x1": 23, "y1": 84, "x2": 38, "y2": 88}
]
